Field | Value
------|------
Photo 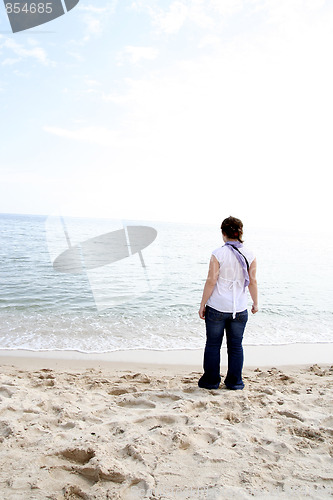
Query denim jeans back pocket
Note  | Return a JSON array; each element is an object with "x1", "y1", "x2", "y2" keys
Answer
[
  {"x1": 206, "y1": 306, "x2": 224, "y2": 322},
  {"x1": 235, "y1": 310, "x2": 248, "y2": 323}
]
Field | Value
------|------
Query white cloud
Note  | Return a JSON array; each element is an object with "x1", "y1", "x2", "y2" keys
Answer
[
  {"x1": 0, "y1": 170, "x2": 56, "y2": 184},
  {"x1": 1, "y1": 38, "x2": 52, "y2": 66},
  {"x1": 117, "y1": 46, "x2": 159, "y2": 65},
  {"x1": 197, "y1": 35, "x2": 222, "y2": 49},
  {"x1": 78, "y1": 5, "x2": 111, "y2": 14},
  {"x1": 83, "y1": 78, "x2": 101, "y2": 93},
  {"x1": 43, "y1": 125, "x2": 120, "y2": 147},
  {"x1": 131, "y1": 0, "x2": 245, "y2": 36},
  {"x1": 153, "y1": 1, "x2": 189, "y2": 34},
  {"x1": 77, "y1": 1, "x2": 118, "y2": 42},
  {"x1": 82, "y1": 15, "x2": 103, "y2": 35},
  {"x1": 67, "y1": 51, "x2": 84, "y2": 62},
  {"x1": 2, "y1": 58, "x2": 20, "y2": 66},
  {"x1": 209, "y1": 0, "x2": 244, "y2": 17},
  {"x1": 85, "y1": 79, "x2": 100, "y2": 86},
  {"x1": 101, "y1": 88, "x2": 132, "y2": 105},
  {"x1": 133, "y1": 0, "x2": 212, "y2": 34}
]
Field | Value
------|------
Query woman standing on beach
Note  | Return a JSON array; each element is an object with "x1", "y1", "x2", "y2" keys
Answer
[{"x1": 198, "y1": 216, "x2": 258, "y2": 390}]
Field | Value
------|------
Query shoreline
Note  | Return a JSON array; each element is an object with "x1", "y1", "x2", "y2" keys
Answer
[{"x1": 0, "y1": 342, "x2": 332, "y2": 371}]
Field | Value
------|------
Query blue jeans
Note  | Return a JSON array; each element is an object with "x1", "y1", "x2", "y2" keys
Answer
[{"x1": 198, "y1": 306, "x2": 248, "y2": 390}]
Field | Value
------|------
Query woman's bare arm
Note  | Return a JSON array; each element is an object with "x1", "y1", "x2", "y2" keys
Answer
[
  {"x1": 198, "y1": 255, "x2": 220, "y2": 319},
  {"x1": 248, "y1": 258, "x2": 258, "y2": 314}
]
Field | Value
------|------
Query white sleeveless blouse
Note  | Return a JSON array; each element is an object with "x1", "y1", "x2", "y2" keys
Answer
[{"x1": 206, "y1": 244, "x2": 255, "y2": 317}]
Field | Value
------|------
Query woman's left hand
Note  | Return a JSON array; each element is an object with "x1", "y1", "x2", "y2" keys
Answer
[{"x1": 251, "y1": 304, "x2": 259, "y2": 314}]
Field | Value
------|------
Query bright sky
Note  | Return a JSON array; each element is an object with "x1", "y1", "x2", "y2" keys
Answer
[{"x1": 1, "y1": 0, "x2": 332, "y2": 229}]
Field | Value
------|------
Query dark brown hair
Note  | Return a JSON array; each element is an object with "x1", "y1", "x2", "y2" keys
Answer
[{"x1": 221, "y1": 216, "x2": 244, "y2": 243}]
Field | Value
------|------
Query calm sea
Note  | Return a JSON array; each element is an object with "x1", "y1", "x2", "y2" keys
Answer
[{"x1": 0, "y1": 213, "x2": 332, "y2": 353}]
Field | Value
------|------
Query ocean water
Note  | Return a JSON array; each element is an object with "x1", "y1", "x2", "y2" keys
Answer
[{"x1": 0, "y1": 213, "x2": 332, "y2": 353}]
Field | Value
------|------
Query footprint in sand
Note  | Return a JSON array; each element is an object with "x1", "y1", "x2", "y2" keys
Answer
[
  {"x1": 181, "y1": 376, "x2": 198, "y2": 384},
  {"x1": 225, "y1": 411, "x2": 242, "y2": 424},
  {"x1": 122, "y1": 443, "x2": 145, "y2": 462},
  {"x1": 116, "y1": 396, "x2": 156, "y2": 409},
  {"x1": 120, "y1": 373, "x2": 151, "y2": 384},
  {"x1": 108, "y1": 387, "x2": 136, "y2": 396},
  {"x1": 58, "y1": 447, "x2": 96, "y2": 465},
  {"x1": 62, "y1": 457, "x2": 128, "y2": 485},
  {"x1": 191, "y1": 427, "x2": 220, "y2": 445},
  {"x1": 60, "y1": 422, "x2": 76, "y2": 430},
  {"x1": 134, "y1": 414, "x2": 178, "y2": 426},
  {"x1": 151, "y1": 392, "x2": 182, "y2": 402},
  {"x1": 279, "y1": 373, "x2": 296, "y2": 384},
  {"x1": 172, "y1": 430, "x2": 192, "y2": 450},
  {"x1": 322, "y1": 416, "x2": 333, "y2": 429},
  {"x1": 0, "y1": 421, "x2": 13, "y2": 442},
  {"x1": 63, "y1": 485, "x2": 91, "y2": 500},
  {"x1": 0, "y1": 386, "x2": 14, "y2": 398},
  {"x1": 278, "y1": 410, "x2": 304, "y2": 422},
  {"x1": 183, "y1": 386, "x2": 198, "y2": 393},
  {"x1": 289, "y1": 425, "x2": 324, "y2": 442}
]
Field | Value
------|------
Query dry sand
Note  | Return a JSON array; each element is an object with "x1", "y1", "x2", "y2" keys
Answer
[{"x1": 0, "y1": 349, "x2": 332, "y2": 499}]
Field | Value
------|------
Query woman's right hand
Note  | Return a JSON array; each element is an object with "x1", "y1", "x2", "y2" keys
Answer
[{"x1": 198, "y1": 304, "x2": 206, "y2": 319}]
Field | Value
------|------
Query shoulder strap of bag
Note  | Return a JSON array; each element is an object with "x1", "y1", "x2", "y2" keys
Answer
[{"x1": 229, "y1": 245, "x2": 250, "y2": 272}]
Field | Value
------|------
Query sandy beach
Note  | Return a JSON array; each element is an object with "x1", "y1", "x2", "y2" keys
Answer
[{"x1": 0, "y1": 346, "x2": 332, "y2": 499}]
